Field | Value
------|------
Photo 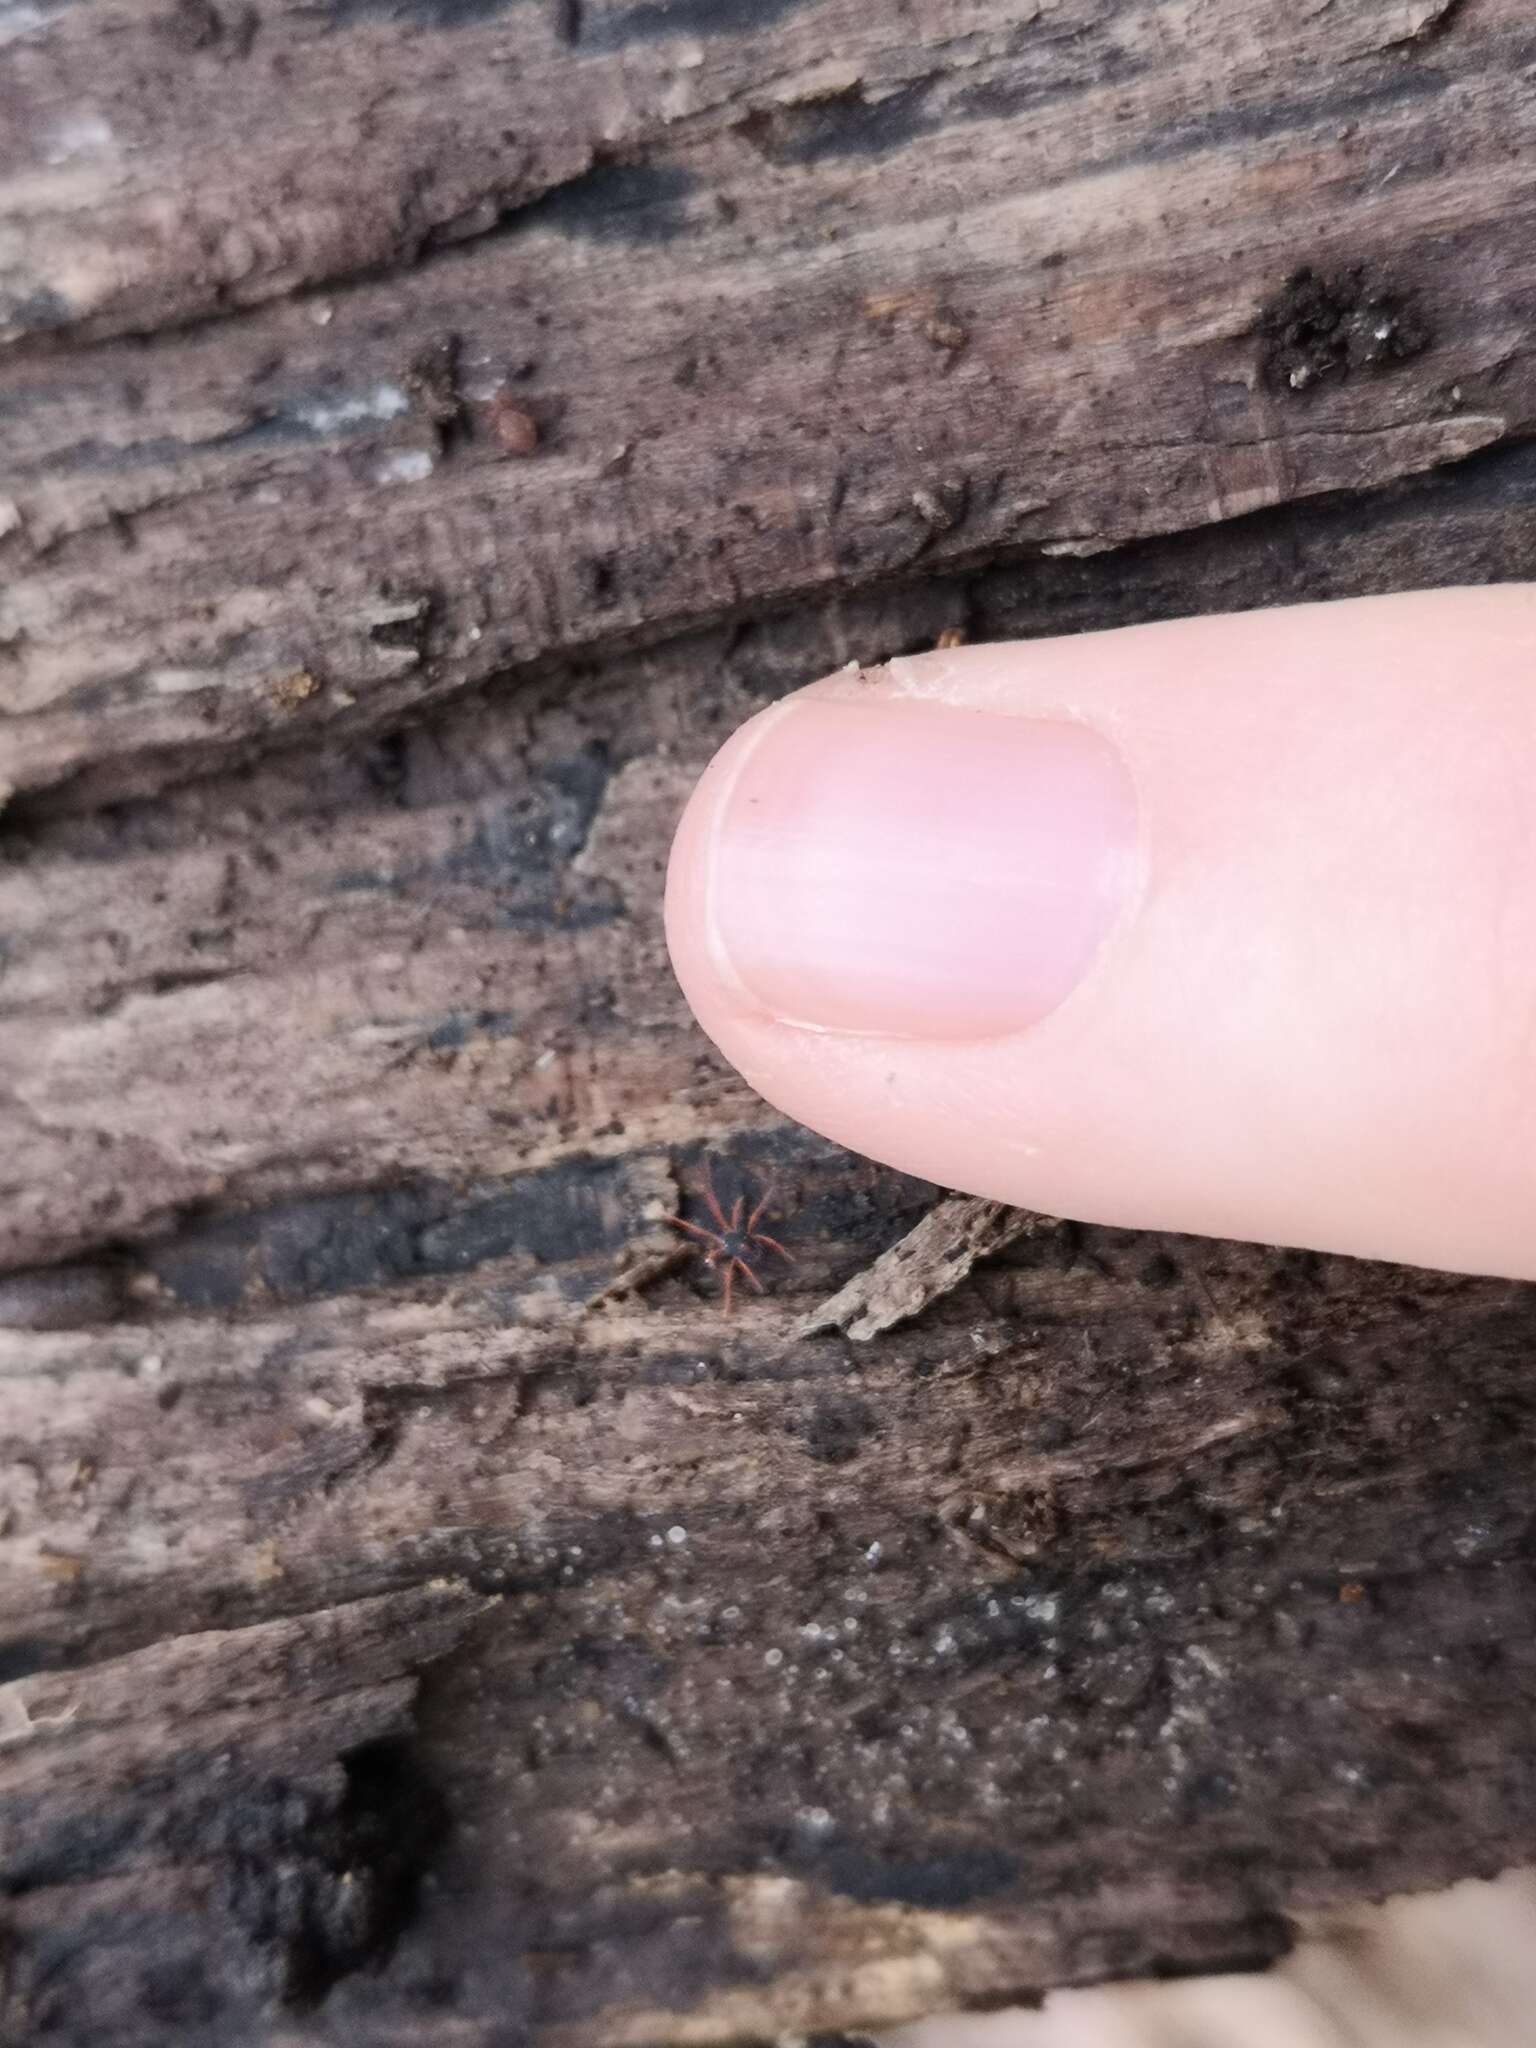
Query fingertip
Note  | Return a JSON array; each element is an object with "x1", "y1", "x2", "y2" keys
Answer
[{"x1": 667, "y1": 592, "x2": 1536, "y2": 1280}]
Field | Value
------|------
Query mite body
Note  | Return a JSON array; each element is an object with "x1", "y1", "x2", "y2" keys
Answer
[{"x1": 666, "y1": 1172, "x2": 793, "y2": 1313}]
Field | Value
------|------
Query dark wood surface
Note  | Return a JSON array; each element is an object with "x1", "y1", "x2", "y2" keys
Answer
[{"x1": 5, "y1": 1, "x2": 1536, "y2": 2041}]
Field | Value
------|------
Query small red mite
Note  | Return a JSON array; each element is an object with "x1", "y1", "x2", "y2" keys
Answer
[{"x1": 666, "y1": 1172, "x2": 794, "y2": 1313}]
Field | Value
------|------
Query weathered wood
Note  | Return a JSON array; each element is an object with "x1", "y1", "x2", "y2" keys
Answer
[
  {"x1": 6, "y1": 0, "x2": 1536, "y2": 806},
  {"x1": 800, "y1": 1195, "x2": 1044, "y2": 1341},
  {"x1": 6, "y1": 0, "x2": 1536, "y2": 2042}
]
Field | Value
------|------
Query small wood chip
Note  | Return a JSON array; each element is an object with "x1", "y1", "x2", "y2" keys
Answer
[
  {"x1": 797, "y1": 1194, "x2": 1046, "y2": 1342},
  {"x1": 924, "y1": 311, "x2": 969, "y2": 350},
  {"x1": 585, "y1": 1240, "x2": 689, "y2": 1310},
  {"x1": 585, "y1": 1158, "x2": 692, "y2": 1310},
  {"x1": 487, "y1": 393, "x2": 540, "y2": 456},
  {"x1": 270, "y1": 668, "x2": 319, "y2": 709},
  {"x1": 37, "y1": 1548, "x2": 86, "y2": 1583}
]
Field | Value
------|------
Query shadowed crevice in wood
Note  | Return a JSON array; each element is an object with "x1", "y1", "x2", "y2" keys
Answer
[
  {"x1": 142, "y1": 1156, "x2": 649, "y2": 1312},
  {"x1": 0, "y1": 1587, "x2": 493, "y2": 2030}
]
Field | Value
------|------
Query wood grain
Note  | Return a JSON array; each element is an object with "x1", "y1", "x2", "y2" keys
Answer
[
  {"x1": 5, "y1": 0, "x2": 1536, "y2": 2040},
  {"x1": 6, "y1": 0, "x2": 1536, "y2": 805}
]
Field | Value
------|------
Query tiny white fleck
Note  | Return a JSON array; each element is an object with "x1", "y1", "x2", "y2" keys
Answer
[
  {"x1": 45, "y1": 113, "x2": 114, "y2": 165},
  {"x1": 296, "y1": 383, "x2": 410, "y2": 434},
  {"x1": 150, "y1": 668, "x2": 217, "y2": 696},
  {"x1": 763, "y1": 1647, "x2": 783, "y2": 1667},
  {"x1": 375, "y1": 448, "x2": 435, "y2": 486},
  {"x1": 666, "y1": 1525, "x2": 687, "y2": 1547},
  {"x1": 0, "y1": 4, "x2": 45, "y2": 47}
]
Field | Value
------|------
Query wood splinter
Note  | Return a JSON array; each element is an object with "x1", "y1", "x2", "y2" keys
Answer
[{"x1": 798, "y1": 1193, "x2": 1048, "y2": 1341}]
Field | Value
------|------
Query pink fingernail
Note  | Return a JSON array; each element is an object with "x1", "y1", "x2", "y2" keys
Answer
[{"x1": 703, "y1": 696, "x2": 1138, "y2": 1040}]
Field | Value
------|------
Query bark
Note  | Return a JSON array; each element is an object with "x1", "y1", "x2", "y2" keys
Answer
[{"x1": 5, "y1": 0, "x2": 1536, "y2": 2042}]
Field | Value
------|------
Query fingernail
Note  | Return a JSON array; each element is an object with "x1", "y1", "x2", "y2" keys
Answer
[{"x1": 702, "y1": 696, "x2": 1138, "y2": 1040}]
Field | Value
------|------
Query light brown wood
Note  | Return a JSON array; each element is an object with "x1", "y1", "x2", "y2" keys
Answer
[{"x1": 5, "y1": 0, "x2": 1536, "y2": 2041}]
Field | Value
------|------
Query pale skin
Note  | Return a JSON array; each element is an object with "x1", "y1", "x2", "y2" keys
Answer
[{"x1": 666, "y1": 586, "x2": 1536, "y2": 1285}]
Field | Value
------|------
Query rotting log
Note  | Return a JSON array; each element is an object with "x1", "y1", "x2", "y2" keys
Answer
[{"x1": 6, "y1": 0, "x2": 1536, "y2": 2042}]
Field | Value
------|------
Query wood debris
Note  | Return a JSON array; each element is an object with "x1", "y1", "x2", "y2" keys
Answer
[{"x1": 797, "y1": 1194, "x2": 1046, "y2": 1341}]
